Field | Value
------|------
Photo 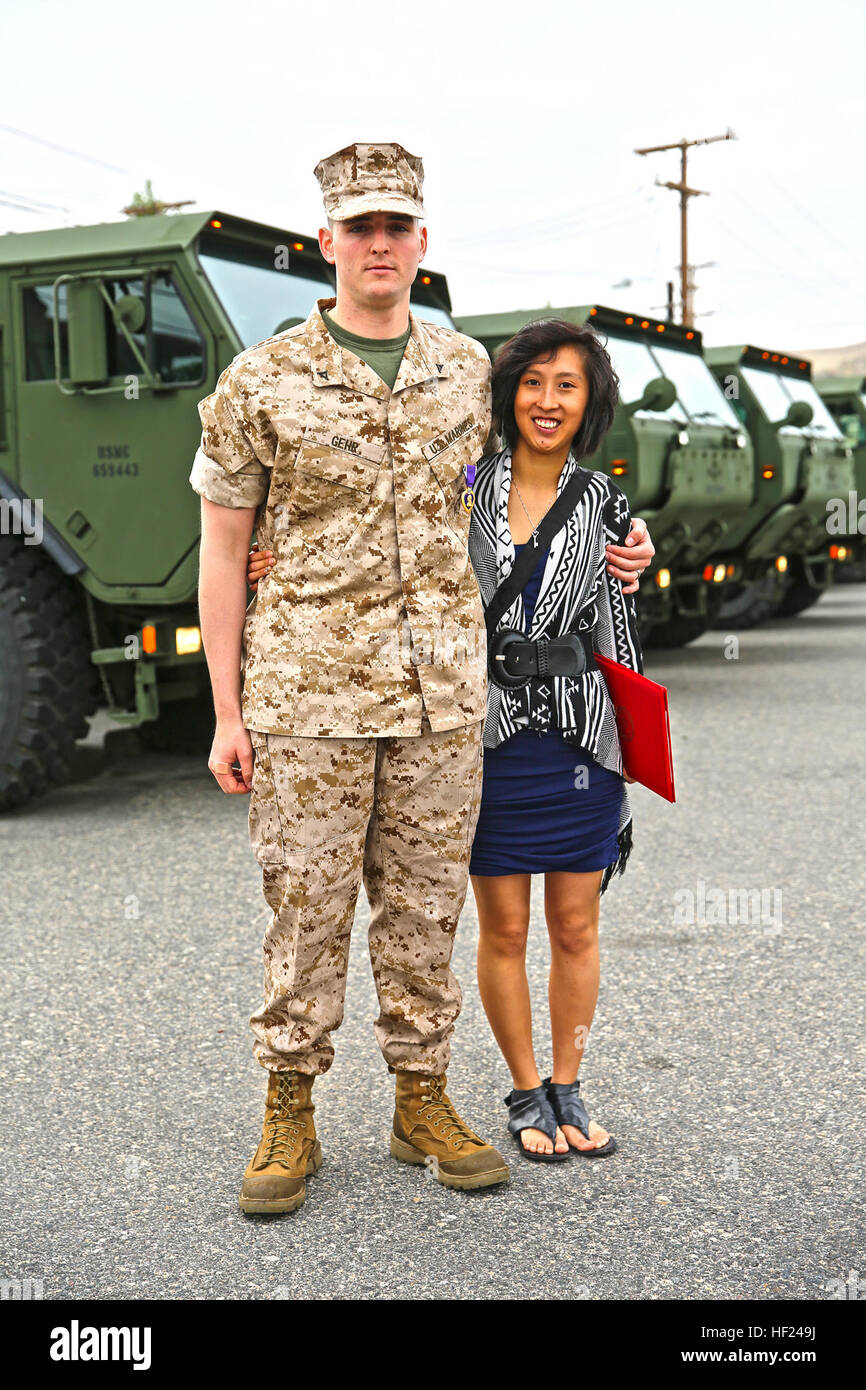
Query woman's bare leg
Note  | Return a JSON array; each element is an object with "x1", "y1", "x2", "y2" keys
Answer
[
  {"x1": 471, "y1": 872, "x2": 568, "y2": 1156},
  {"x1": 543, "y1": 870, "x2": 611, "y2": 1151}
]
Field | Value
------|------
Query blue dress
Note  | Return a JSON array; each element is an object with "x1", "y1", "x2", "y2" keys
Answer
[{"x1": 469, "y1": 543, "x2": 624, "y2": 877}]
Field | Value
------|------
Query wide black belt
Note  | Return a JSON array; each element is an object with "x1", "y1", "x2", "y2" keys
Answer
[{"x1": 488, "y1": 627, "x2": 598, "y2": 690}]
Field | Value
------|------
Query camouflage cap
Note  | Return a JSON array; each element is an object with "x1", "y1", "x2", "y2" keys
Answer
[{"x1": 314, "y1": 142, "x2": 425, "y2": 222}]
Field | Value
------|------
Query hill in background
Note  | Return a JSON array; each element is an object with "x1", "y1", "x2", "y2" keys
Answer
[{"x1": 794, "y1": 342, "x2": 866, "y2": 380}]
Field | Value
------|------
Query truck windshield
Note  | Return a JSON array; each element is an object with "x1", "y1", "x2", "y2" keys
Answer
[
  {"x1": 605, "y1": 335, "x2": 739, "y2": 427},
  {"x1": 650, "y1": 344, "x2": 741, "y2": 429},
  {"x1": 780, "y1": 374, "x2": 845, "y2": 440},
  {"x1": 197, "y1": 237, "x2": 333, "y2": 348},
  {"x1": 742, "y1": 367, "x2": 844, "y2": 439},
  {"x1": 604, "y1": 336, "x2": 686, "y2": 423},
  {"x1": 410, "y1": 302, "x2": 454, "y2": 327}
]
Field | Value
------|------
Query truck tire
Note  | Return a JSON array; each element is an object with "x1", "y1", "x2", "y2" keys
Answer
[
  {"x1": 775, "y1": 558, "x2": 828, "y2": 618},
  {"x1": 0, "y1": 535, "x2": 102, "y2": 811},
  {"x1": 712, "y1": 575, "x2": 782, "y2": 631}
]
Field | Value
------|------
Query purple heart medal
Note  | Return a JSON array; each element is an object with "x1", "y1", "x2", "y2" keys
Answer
[{"x1": 460, "y1": 462, "x2": 476, "y2": 514}]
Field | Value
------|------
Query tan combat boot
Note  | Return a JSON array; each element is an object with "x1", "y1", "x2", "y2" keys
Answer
[
  {"x1": 238, "y1": 1069, "x2": 322, "y2": 1215},
  {"x1": 390, "y1": 1071, "x2": 510, "y2": 1190}
]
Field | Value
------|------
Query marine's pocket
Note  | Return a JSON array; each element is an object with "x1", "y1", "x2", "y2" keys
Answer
[
  {"x1": 289, "y1": 427, "x2": 384, "y2": 557},
  {"x1": 248, "y1": 731, "x2": 287, "y2": 864},
  {"x1": 420, "y1": 415, "x2": 482, "y2": 541}
]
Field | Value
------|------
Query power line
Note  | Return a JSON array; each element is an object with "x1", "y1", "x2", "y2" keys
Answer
[
  {"x1": 714, "y1": 176, "x2": 863, "y2": 293},
  {"x1": 764, "y1": 171, "x2": 864, "y2": 269},
  {"x1": 450, "y1": 186, "x2": 656, "y2": 248},
  {"x1": 0, "y1": 188, "x2": 71, "y2": 214},
  {"x1": 0, "y1": 121, "x2": 132, "y2": 174}
]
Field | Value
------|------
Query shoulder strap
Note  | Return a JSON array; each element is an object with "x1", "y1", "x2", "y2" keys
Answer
[{"x1": 484, "y1": 466, "x2": 595, "y2": 635}]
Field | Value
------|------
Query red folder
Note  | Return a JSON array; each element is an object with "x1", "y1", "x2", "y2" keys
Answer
[{"x1": 594, "y1": 654, "x2": 676, "y2": 802}]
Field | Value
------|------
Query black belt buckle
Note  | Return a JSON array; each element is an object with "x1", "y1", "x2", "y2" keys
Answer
[
  {"x1": 488, "y1": 629, "x2": 591, "y2": 688},
  {"x1": 488, "y1": 628, "x2": 532, "y2": 689}
]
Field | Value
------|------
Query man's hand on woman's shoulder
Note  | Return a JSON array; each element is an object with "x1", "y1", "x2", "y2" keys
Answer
[{"x1": 606, "y1": 515, "x2": 655, "y2": 594}]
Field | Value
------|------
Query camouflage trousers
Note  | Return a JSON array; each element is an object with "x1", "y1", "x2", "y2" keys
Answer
[{"x1": 246, "y1": 712, "x2": 484, "y2": 1076}]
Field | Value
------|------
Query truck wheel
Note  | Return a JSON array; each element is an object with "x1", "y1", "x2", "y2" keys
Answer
[
  {"x1": 0, "y1": 536, "x2": 101, "y2": 811},
  {"x1": 712, "y1": 575, "x2": 782, "y2": 630},
  {"x1": 775, "y1": 558, "x2": 828, "y2": 618},
  {"x1": 137, "y1": 700, "x2": 214, "y2": 756}
]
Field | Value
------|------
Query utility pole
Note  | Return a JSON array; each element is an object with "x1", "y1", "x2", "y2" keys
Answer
[{"x1": 634, "y1": 129, "x2": 735, "y2": 327}]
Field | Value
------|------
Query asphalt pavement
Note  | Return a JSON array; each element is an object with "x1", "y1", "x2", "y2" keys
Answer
[{"x1": 1, "y1": 584, "x2": 864, "y2": 1301}]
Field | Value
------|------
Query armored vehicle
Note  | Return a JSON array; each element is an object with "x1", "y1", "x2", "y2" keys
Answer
[
  {"x1": 0, "y1": 210, "x2": 454, "y2": 809},
  {"x1": 704, "y1": 346, "x2": 855, "y2": 624},
  {"x1": 815, "y1": 375, "x2": 866, "y2": 578}
]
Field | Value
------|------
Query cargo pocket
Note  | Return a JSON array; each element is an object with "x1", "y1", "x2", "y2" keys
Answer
[
  {"x1": 289, "y1": 429, "x2": 384, "y2": 557},
  {"x1": 248, "y1": 731, "x2": 286, "y2": 864}
]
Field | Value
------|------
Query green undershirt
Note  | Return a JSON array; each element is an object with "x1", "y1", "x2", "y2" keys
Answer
[{"x1": 322, "y1": 308, "x2": 411, "y2": 391}]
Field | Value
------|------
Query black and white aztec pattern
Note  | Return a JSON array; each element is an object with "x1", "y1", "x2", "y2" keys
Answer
[{"x1": 468, "y1": 447, "x2": 645, "y2": 848}]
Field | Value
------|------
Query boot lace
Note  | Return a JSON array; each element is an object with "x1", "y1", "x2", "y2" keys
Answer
[
  {"x1": 262, "y1": 1072, "x2": 305, "y2": 1165},
  {"x1": 418, "y1": 1076, "x2": 481, "y2": 1148}
]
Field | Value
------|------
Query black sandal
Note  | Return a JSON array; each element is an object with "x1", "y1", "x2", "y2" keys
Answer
[
  {"x1": 543, "y1": 1077, "x2": 618, "y2": 1158},
  {"x1": 503, "y1": 1084, "x2": 570, "y2": 1162}
]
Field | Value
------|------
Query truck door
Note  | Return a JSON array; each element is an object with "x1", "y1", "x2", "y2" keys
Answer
[{"x1": 15, "y1": 266, "x2": 208, "y2": 599}]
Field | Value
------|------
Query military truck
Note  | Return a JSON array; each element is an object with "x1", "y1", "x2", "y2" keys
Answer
[
  {"x1": 815, "y1": 375, "x2": 866, "y2": 579},
  {"x1": 0, "y1": 210, "x2": 455, "y2": 810},
  {"x1": 704, "y1": 346, "x2": 856, "y2": 624},
  {"x1": 456, "y1": 304, "x2": 753, "y2": 646}
]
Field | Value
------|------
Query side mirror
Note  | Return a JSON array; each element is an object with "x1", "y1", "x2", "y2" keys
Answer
[
  {"x1": 272, "y1": 316, "x2": 305, "y2": 335},
  {"x1": 772, "y1": 399, "x2": 813, "y2": 430},
  {"x1": 624, "y1": 376, "x2": 677, "y2": 415},
  {"x1": 66, "y1": 280, "x2": 108, "y2": 385},
  {"x1": 114, "y1": 292, "x2": 146, "y2": 335}
]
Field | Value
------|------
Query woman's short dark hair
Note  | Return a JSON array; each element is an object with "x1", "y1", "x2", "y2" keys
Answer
[{"x1": 491, "y1": 318, "x2": 620, "y2": 460}]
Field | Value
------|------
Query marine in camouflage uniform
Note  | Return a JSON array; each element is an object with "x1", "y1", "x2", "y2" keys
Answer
[{"x1": 190, "y1": 143, "x2": 510, "y2": 1210}]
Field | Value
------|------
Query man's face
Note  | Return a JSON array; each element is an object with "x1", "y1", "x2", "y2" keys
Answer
[{"x1": 319, "y1": 211, "x2": 428, "y2": 312}]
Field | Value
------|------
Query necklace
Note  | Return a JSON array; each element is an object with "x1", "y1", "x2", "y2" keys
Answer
[{"x1": 512, "y1": 478, "x2": 540, "y2": 547}]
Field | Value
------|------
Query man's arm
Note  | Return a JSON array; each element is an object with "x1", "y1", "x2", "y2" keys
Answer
[
  {"x1": 199, "y1": 498, "x2": 258, "y2": 794},
  {"x1": 605, "y1": 516, "x2": 655, "y2": 594},
  {"x1": 189, "y1": 359, "x2": 275, "y2": 794}
]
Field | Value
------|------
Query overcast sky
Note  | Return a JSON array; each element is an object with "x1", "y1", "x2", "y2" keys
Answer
[{"x1": 1, "y1": 0, "x2": 863, "y2": 351}]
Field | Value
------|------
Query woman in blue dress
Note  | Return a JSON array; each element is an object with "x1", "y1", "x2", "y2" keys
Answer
[{"x1": 466, "y1": 318, "x2": 644, "y2": 1163}]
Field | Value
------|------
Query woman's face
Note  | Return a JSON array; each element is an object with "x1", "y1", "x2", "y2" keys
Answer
[{"x1": 512, "y1": 344, "x2": 589, "y2": 456}]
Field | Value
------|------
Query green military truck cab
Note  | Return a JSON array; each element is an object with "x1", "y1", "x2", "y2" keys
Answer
[
  {"x1": 704, "y1": 346, "x2": 856, "y2": 623},
  {"x1": 815, "y1": 375, "x2": 866, "y2": 577},
  {"x1": 0, "y1": 209, "x2": 455, "y2": 809},
  {"x1": 456, "y1": 304, "x2": 753, "y2": 646}
]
